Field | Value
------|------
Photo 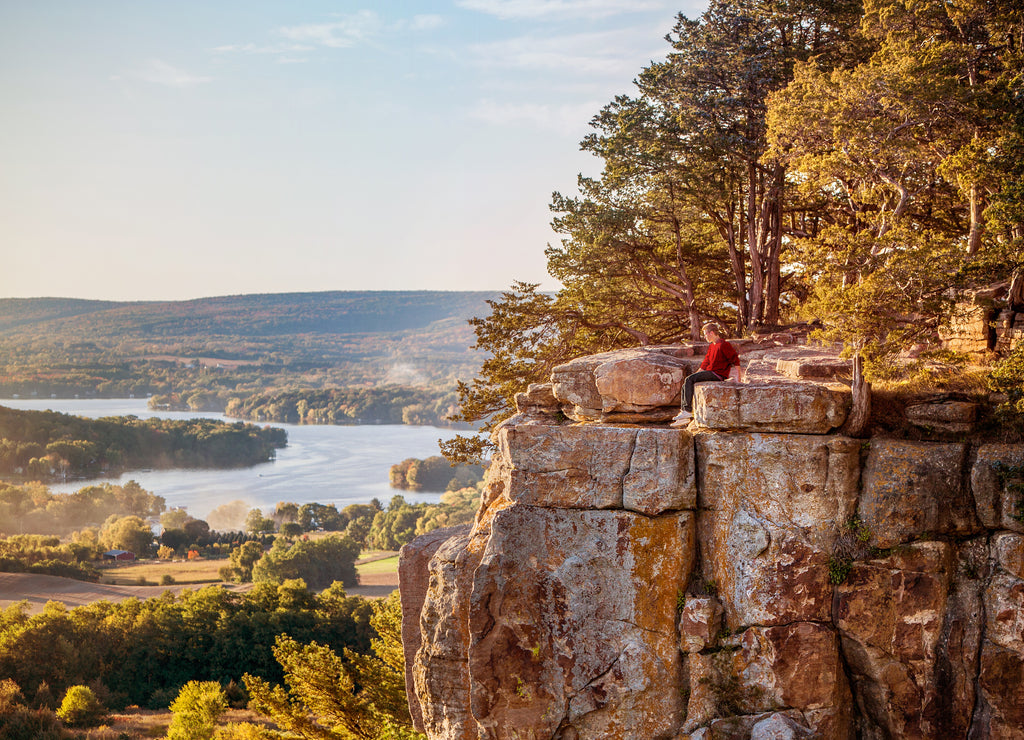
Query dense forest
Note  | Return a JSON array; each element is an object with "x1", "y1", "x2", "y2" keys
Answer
[
  {"x1": 0, "y1": 591, "x2": 419, "y2": 739},
  {"x1": 0, "y1": 581, "x2": 375, "y2": 711},
  {"x1": 445, "y1": 0, "x2": 1024, "y2": 461},
  {"x1": 0, "y1": 405, "x2": 286, "y2": 482},
  {"x1": 221, "y1": 386, "x2": 466, "y2": 427}
]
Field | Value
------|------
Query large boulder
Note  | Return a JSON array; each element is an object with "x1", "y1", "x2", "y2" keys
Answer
[
  {"x1": 411, "y1": 533, "x2": 484, "y2": 740},
  {"x1": 975, "y1": 642, "x2": 1024, "y2": 738},
  {"x1": 985, "y1": 574, "x2": 1024, "y2": 655},
  {"x1": 594, "y1": 353, "x2": 687, "y2": 411},
  {"x1": 859, "y1": 439, "x2": 981, "y2": 548},
  {"x1": 971, "y1": 444, "x2": 1024, "y2": 533},
  {"x1": 469, "y1": 505, "x2": 695, "y2": 739},
  {"x1": 775, "y1": 357, "x2": 852, "y2": 380},
  {"x1": 694, "y1": 381, "x2": 851, "y2": 433},
  {"x1": 491, "y1": 423, "x2": 696, "y2": 514},
  {"x1": 904, "y1": 400, "x2": 978, "y2": 434},
  {"x1": 939, "y1": 300, "x2": 993, "y2": 353},
  {"x1": 552, "y1": 348, "x2": 695, "y2": 422}
]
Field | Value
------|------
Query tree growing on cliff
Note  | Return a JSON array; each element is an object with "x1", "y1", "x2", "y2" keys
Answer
[
  {"x1": 765, "y1": 0, "x2": 1024, "y2": 361},
  {"x1": 443, "y1": 0, "x2": 867, "y2": 459}
]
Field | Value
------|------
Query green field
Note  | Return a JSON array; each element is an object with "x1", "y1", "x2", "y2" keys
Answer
[{"x1": 356, "y1": 555, "x2": 400, "y2": 576}]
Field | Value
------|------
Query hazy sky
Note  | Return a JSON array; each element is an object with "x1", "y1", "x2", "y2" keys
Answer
[{"x1": 1, "y1": 1, "x2": 707, "y2": 301}]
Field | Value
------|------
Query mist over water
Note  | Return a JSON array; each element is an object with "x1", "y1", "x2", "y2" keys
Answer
[{"x1": 1, "y1": 398, "x2": 465, "y2": 521}]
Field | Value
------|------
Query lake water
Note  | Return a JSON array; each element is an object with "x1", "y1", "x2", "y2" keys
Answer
[{"x1": 0, "y1": 398, "x2": 470, "y2": 521}]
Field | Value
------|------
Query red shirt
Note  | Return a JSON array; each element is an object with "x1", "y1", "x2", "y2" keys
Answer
[{"x1": 700, "y1": 339, "x2": 740, "y2": 379}]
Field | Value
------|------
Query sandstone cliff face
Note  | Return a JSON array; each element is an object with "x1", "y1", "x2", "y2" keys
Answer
[{"x1": 399, "y1": 347, "x2": 1024, "y2": 739}]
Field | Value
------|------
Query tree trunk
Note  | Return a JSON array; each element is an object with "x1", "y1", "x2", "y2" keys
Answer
[
  {"x1": 967, "y1": 184, "x2": 983, "y2": 256},
  {"x1": 669, "y1": 204, "x2": 704, "y2": 341},
  {"x1": 840, "y1": 352, "x2": 871, "y2": 437},
  {"x1": 747, "y1": 160, "x2": 764, "y2": 327}
]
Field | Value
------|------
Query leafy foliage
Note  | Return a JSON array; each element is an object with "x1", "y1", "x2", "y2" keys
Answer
[
  {"x1": 55, "y1": 685, "x2": 105, "y2": 728},
  {"x1": 251, "y1": 537, "x2": 360, "y2": 590},
  {"x1": 0, "y1": 534, "x2": 100, "y2": 581},
  {"x1": 363, "y1": 490, "x2": 479, "y2": 552},
  {"x1": 224, "y1": 387, "x2": 465, "y2": 428},
  {"x1": 389, "y1": 456, "x2": 484, "y2": 492},
  {"x1": 0, "y1": 479, "x2": 164, "y2": 537},
  {"x1": 766, "y1": 0, "x2": 1024, "y2": 359},
  {"x1": 0, "y1": 581, "x2": 374, "y2": 710},
  {"x1": 0, "y1": 679, "x2": 70, "y2": 740},
  {"x1": 989, "y1": 342, "x2": 1024, "y2": 423},
  {"x1": 245, "y1": 592, "x2": 424, "y2": 740},
  {"x1": 167, "y1": 681, "x2": 228, "y2": 740}
]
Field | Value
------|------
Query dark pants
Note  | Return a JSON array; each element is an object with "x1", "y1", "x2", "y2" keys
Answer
[{"x1": 682, "y1": 370, "x2": 723, "y2": 412}]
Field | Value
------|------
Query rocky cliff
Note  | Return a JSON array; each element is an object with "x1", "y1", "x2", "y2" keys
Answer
[{"x1": 399, "y1": 342, "x2": 1024, "y2": 739}]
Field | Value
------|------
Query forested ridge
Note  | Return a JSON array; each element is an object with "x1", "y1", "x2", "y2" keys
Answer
[
  {"x1": 0, "y1": 292, "x2": 496, "y2": 425},
  {"x1": 0, "y1": 292, "x2": 497, "y2": 339},
  {"x1": 447, "y1": 0, "x2": 1024, "y2": 460}
]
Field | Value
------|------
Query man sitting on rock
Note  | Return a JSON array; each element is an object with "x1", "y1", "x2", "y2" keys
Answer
[{"x1": 674, "y1": 322, "x2": 742, "y2": 424}]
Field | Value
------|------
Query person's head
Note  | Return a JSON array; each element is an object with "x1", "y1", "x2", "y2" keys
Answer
[{"x1": 702, "y1": 322, "x2": 722, "y2": 342}]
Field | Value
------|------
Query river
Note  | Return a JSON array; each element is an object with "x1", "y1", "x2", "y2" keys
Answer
[{"x1": 0, "y1": 398, "x2": 470, "y2": 521}]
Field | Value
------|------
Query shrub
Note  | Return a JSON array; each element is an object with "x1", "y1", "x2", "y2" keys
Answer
[
  {"x1": 989, "y1": 343, "x2": 1024, "y2": 416},
  {"x1": 213, "y1": 723, "x2": 278, "y2": 739},
  {"x1": 55, "y1": 685, "x2": 105, "y2": 727},
  {"x1": 251, "y1": 535, "x2": 359, "y2": 589},
  {"x1": 167, "y1": 681, "x2": 228, "y2": 740}
]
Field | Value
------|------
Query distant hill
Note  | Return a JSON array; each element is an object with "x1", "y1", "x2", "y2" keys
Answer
[
  {"x1": 0, "y1": 297, "x2": 123, "y2": 333},
  {"x1": 0, "y1": 291, "x2": 501, "y2": 403},
  {"x1": 0, "y1": 291, "x2": 499, "y2": 341}
]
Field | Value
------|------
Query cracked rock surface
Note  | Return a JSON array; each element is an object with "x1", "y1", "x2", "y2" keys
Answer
[{"x1": 399, "y1": 346, "x2": 1024, "y2": 740}]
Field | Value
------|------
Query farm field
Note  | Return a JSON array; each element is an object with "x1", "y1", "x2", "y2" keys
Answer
[
  {"x1": 0, "y1": 550, "x2": 401, "y2": 613},
  {"x1": 0, "y1": 572, "x2": 247, "y2": 614},
  {"x1": 98, "y1": 557, "x2": 227, "y2": 586}
]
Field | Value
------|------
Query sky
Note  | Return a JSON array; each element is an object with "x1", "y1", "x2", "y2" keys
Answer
[{"x1": 0, "y1": 0, "x2": 708, "y2": 302}]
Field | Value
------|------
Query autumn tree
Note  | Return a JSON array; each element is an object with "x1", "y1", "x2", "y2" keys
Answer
[
  {"x1": 251, "y1": 536, "x2": 359, "y2": 590},
  {"x1": 99, "y1": 515, "x2": 154, "y2": 555},
  {"x1": 765, "y1": 0, "x2": 1024, "y2": 360},
  {"x1": 55, "y1": 685, "x2": 104, "y2": 728}
]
